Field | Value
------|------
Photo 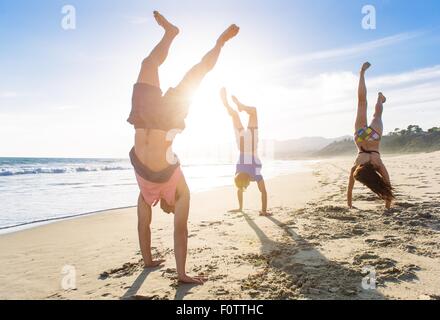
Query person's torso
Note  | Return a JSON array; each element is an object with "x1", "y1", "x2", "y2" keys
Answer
[
  {"x1": 235, "y1": 128, "x2": 258, "y2": 156},
  {"x1": 135, "y1": 129, "x2": 175, "y2": 172},
  {"x1": 354, "y1": 152, "x2": 381, "y2": 167},
  {"x1": 355, "y1": 140, "x2": 380, "y2": 153}
]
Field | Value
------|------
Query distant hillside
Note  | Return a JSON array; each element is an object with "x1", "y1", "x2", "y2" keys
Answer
[
  {"x1": 273, "y1": 136, "x2": 350, "y2": 159},
  {"x1": 316, "y1": 125, "x2": 440, "y2": 157}
]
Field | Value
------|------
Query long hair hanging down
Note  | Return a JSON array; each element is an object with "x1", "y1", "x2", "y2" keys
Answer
[{"x1": 354, "y1": 163, "x2": 395, "y2": 201}]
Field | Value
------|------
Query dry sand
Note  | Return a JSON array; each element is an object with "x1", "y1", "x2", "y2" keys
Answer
[{"x1": 1, "y1": 152, "x2": 439, "y2": 300}]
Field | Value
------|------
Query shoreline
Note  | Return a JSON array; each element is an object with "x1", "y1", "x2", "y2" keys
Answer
[
  {"x1": 0, "y1": 206, "x2": 136, "y2": 236},
  {"x1": 0, "y1": 162, "x2": 314, "y2": 236}
]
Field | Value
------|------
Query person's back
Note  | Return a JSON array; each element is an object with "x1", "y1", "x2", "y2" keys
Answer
[{"x1": 235, "y1": 127, "x2": 259, "y2": 157}]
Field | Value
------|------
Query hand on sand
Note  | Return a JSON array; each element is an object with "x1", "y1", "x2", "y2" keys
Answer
[
  {"x1": 361, "y1": 62, "x2": 371, "y2": 73},
  {"x1": 228, "y1": 208, "x2": 243, "y2": 213},
  {"x1": 144, "y1": 259, "x2": 166, "y2": 268},
  {"x1": 259, "y1": 211, "x2": 272, "y2": 216},
  {"x1": 153, "y1": 11, "x2": 179, "y2": 36},
  {"x1": 385, "y1": 200, "x2": 392, "y2": 210},
  {"x1": 178, "y1": 274, "x2": 208, "y2": 285},
  {"x1": 217, "y1": 24, "x2": 240, "y2": 46}
]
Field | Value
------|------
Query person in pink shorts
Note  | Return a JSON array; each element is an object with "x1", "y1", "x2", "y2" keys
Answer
[{"x1": 127, "y1": 11, "x2": 239, "y2": 284}]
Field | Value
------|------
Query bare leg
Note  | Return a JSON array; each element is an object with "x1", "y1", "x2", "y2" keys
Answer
[
  {"x1": 356, "y1": 62, "x2": 371, "y2": 132},
  {"x1": 173, "y1": 177, "x2": 207, "y2": 284},
  {"x1": 137, "y1": 194, "x2": 165, "y2": 268},
  {"x1": 370, "y1": 93, "x2": 386, "y2": 135},
  {"x1": 232, "y1": 96, "x2": 258, "y2": 128},
  {"x1": 220, "y1": 88, "x2": 244, "y2": 130},
  {"x1": 257, "y1": 180, "x2": 270, "y2": 216},
  {"x1": 174, "y1": 25, "x2": 239, "y2": 99},
  {"x1": 136, "y1": 11, "x2": 179, "y2": 87}
]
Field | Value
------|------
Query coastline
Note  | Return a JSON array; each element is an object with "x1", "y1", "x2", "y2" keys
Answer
[
  {"x1": 0, "y1": 159, "x2": 314, "y2": 235},
  {"x1": 0, "y1": 160, "x2": 314, "y2": 235},
  {"x1": 0, "y1": 206, "x2": 136, "y2": 236}
]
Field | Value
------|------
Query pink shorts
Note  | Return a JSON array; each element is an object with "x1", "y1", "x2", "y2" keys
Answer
[{"x1": 135, "y1": 166, "x2": 183, "y2": 207}]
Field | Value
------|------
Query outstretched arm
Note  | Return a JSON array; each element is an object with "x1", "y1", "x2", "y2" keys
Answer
[
  {"x1": 347, "y1": 166, "x2": 356, "y2": 208},
  {"x1": 220, "y1": 88, "x2": 243, "y2": 130},
  {"x1": 377, "y1": 162, "x2": 392, "y2": 209},
  {"x1": 257, "y1": 179, "x2": 270, "y2": 216},
  {"x1": 377, "y1": 163, "x2": 391, "y2": 186},
  {"x1": 232, "y1": 96, "x2": 258, "y2": 128}
]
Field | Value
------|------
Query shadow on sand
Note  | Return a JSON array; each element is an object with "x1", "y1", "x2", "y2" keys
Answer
[
  {"x1": 240, "y1": 211, "x2": 386, "y2": 300},
  {"x1": 121, "y1": 266, "x2": 162, "y2": 300}
]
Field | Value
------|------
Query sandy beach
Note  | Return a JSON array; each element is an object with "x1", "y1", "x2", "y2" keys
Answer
[{"x1": 1, "y1": 152, "x2": 439, "y2": 300}]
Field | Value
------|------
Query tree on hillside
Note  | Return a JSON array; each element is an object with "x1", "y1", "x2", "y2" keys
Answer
[
  {"x1": 389, "y1": 128, "x2": 401, "y2": 136},
  {"x1": 407, "y1": 125, "x2": 424, "y2": 135}
]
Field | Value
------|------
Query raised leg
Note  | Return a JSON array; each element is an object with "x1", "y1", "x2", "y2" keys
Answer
[
  {"x1": 173, "y1": 176, "x2": 206, "y2": 284},
  {"x1": 220, "y1": 88, "x2": 244, "y2": 130},
  {"x1": 232, "y1": 95, "x2": 258, "y2": 128},
  {"x1": 136, "y1": 11, "x2": 179, "y2": 87},
  {"x1": 370, "y1": 93, "x2": 386, "y2": 135},
  {"x1": 173, "y1": 25, "x2": 239, "y2": 100},
  {"x1": 355, "y1": 62, "x2": 371, "y2": 132}
]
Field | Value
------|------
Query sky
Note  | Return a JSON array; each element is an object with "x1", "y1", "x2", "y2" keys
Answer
[{"x1": 1, "y1": 0, "x2": 440, "y2": 158}]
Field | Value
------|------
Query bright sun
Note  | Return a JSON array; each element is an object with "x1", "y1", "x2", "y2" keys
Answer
[{"x1": 158, "y1": 45, "x2": 270, "y2": 161}]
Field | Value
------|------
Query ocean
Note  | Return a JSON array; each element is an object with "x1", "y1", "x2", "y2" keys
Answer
[{"x1": 0, "y1": 157, "x2": 314, "y2": 234}]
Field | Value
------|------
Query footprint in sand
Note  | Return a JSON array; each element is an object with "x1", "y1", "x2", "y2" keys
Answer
[{"x1": 353, "y1": 252, "x2": 421, "y2": 284}]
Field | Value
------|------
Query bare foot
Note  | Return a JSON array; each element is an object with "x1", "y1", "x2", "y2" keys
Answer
[
  {"x1": 259, "y1": 211, "x2": 272, "y2": 216},
  {"x1": 217, "y1": 24, "x2": 240, "y2": 46},
  {"x1": 231, "y1": 95, "x2": 244, "y2": 112},
  {"x1": 378, "y1": 92, "x2": 387, "y2": 103},
  {"x1": 228, "y1": 208, "x2": 243, "y2": 213},
  {"x1": 153, "y1": 11, "x2": 179, "y2": 36},
  {"x1": 178, "y1": 274, "x2": 208, "y2": 285},
  {"x1": 361, "y1": 62, "x2": 371, "y2": 73},
  {"x1": 144, "y1": 259, "x2": 166, "y2": 268}
]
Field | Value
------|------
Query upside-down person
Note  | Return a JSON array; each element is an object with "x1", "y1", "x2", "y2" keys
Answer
[
  {"x1": 220, "y1": 88, "x2": 270, "y2": 216},
  {"x1": 347, "y1": 62, "x2": 395, "y2": 210},
  {"x1": 127, "y1": 11, "x2": 239, "y2": 284}
]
